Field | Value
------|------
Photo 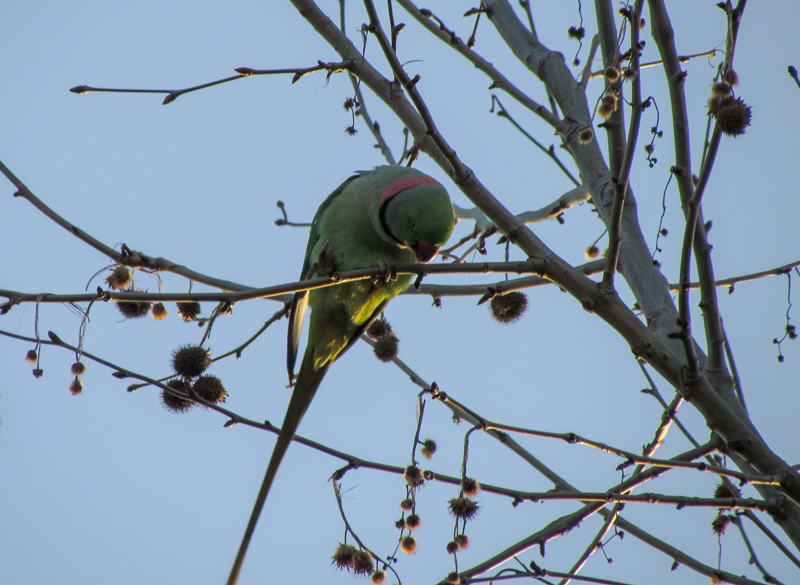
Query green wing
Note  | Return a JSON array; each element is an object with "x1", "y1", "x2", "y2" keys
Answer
[{"x1": 286, "y1": 174, "x2": 360, "y2": 381}]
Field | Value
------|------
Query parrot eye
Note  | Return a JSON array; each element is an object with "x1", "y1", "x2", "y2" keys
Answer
[{"x1": 410, "y1": 221, "x2": 416, "y2": 230}]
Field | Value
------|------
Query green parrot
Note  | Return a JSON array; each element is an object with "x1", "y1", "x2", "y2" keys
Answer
[{"x1": 227, "y1": 165, "x2": 456, "y2": 584}]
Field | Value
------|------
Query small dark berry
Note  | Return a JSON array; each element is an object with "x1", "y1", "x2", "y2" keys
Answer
[
  {"x1": 71, "y1": 362, "x2": 86, "y2": 376},
  {"x1": 25, "y1": 349, "x2": 38, "y2": 363},
  {"x1": 400, "y1": 535, "x2": 417, "y2": 554},
  {"x1": 69, "y1": 377, "x2": 83, "y2": 396},
  {"x1": 151, "y1": 302, "x2": 168, "y2": 320}
]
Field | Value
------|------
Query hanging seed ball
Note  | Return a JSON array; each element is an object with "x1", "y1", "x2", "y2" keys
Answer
[
  {"x1": 69, "y1": 377, "x2": 83, "y2": 396},
  {"x1": 116, "y1": 289, "x2": 152, "y2": 320},
  {"x1": 371, "y1": 570, "x2": 386, "y2": 584},
  {"x1": 585, "y1": 245, "x2": 600, "y2": 259},
  {"x1": 713, "y1": 96, "x2": 752, "y2": 137},
  {"x1": 454, "y1": 534, "x2": 470, "y2": 549},
  {"x1": 490, "y1": 291, "x2": 528, "y2": 324},
  {"x1": 711, "y1": 81, "x2": 732, "y2": 97},
  {"x1": 351, "y1": 550, "x2": 374, "y2": 575},
  {"x1": 25, "y1": 349, "x2": 38, "y2": 363},
  {"x1": 597, "y1": 101, "x2": 615, "y2": 119},
  {"x1": 404, "y1": 465, "x2": 425, "y2": 488},
  {"x1": 449, "y1": 496, "x2": 480, "y2": 520},
  {"x1": 461, "y1": 477, "x2": 481, "y2": 497},
  {"x1": 399, "y1": 535, "x2": 417, "y2": 554},
  {"x1": 420, "y1": 438, "x2": 437, "y2": 459},
  {"x1": 193, "y1": 375, "x2": 227, "y2": 404},
  {"x1": 367, "y1": 319, "x2": 392, "y2": 340},
  {"x1": 171, "y1": 345, "x2": 210, "y2": 378},
  {"x1": 712, "y1": 514, "x2": 730, "y2": 535},
  {"x1": 332, "y1": 543, "x2": 356, "y2": 570},
  {"x1": 32, "y1": 368, "x2": 44, "y2": 378},
  {"x1": 405, "y1": 514, "x2": 421, "y2": 531},
  {"x1": 714, "y1": 482, "x2": 742, "y2": 499},
  {"x1": 400, "y1": 498, "x2": 414, "y2": 511},
  {"x1": 604, "y1": 66, "x2": 620, "y2": 82},
  {"x1": 622, "y1": 67, "x2": 637, "y2": 80},
  {"x1": 71, "y1": 362, "x2": 86, "y2": 376},
  {"x1": 106, "y1": 266, "x2": 131, "y2": 290},
  {"x1": 162, "y1": 379, "x2": 195, "y2": 413},
  {"x1": 446, "y1": 541, "x2": 459, "y2": 554},
  {"x1": 151, "y1": 302, "x2": 168, "y2": 320},
  {"x1": 447, "y1": 572, "x2": 461, "y2": 584},
  {"x1": 374, "y1": 334, "x2": 399, "y2": 362},
  {"x1": 177, "y1": 301, "x2": 201, "y2": 321},
  {"x1": 724, "y1": 68, "x2": 739, "y2": 86}
]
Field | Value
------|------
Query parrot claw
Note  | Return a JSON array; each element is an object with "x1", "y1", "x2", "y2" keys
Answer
[
  {"x1": 373, "y1": 259, "x2": 398, "y2": 284},
  {"x1": 307, "y1": 242, "x2": 337, "y2": 279}
]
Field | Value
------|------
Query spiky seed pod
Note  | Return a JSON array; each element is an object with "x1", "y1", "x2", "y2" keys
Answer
[
  {"x1": 461, "y1": 477, "x2": 481, "y2": 497},
  {"x1": 404, "y1": 465, "x2": 425, "y2": 488},
  {"x1": 714, "y1": 482, "x2": 742, "y2": 500},
  {"x1": 447, "y1": 572, "x2": 461, "y2": 584},
  {"x1": 578, "y1": 128, "x2": 594, "y2": 144},
  {"x1": 193, "y1": 375, "x2": 227, "y2": 404},
  {"x1": 712, "y1": 81, "x2": 732, "y2": 97},
  {"x1": 449, "y1": 497, "x2": 480, "y2": 520},
  {"x1": 622, "y1": 67, "x2": 637, "y2": 80},
  {"x1": 366, "y1": 319, "x2": 392, "y2": 340},
  {"x1": 161, "y1": 379, "x2": 195, "y2": 413},
  {"x1": 400, "y1": 498, "x2": 414, "y2": 511},
  {"x1": 420, "y1": 438, "x2": 437, "y2": 459},
  {"x1": 712, "y1": 514, "x2": 730, "y2": 535},
  {"x1": 116, "y1": 289, "x2": 152, "y2": 320},
  {"x1": 597, "y1": 101, "x2": 615, "y2": 119},
  {"x1": 585, "y1": 245, "x2": 600, "y2": 259},
  {"x1": 106, "y1": 266, "x2": 131, "y2": 290},
  {"x1": 602, "y1": 93, "x2": 617, "y2": 108},
  {"x1": 394, "y1": 519, "x2": 406, "y2": 529},
  {"x1": 371, "y1": 570, "x2": 386, "y2": 584},
  {"x1": 405, "y1": 514, "x2": 421, "y2": 531},
  {"x1": 724, "y1": 68, "x2": 739, "y2": 86},
  {"x1": 71, "y1": 362, "x2": 86, "y2": 376},
  {"x1": 351, "y1": 550, "x2": 374, "y2": 575},
  {"x1": 177, "y1": 301, "x2": 201, "y2": 321},
  {"x1": 151, "y1": 302, "x2": 168, "y2": 320},
  {"x1": 454, "y1": 534, "x2": 470, "y2": 549},
  {"x1": 713, "y1": 96, "x2": 752, "y2": 137},
  {"x1": 400, "y1": 535, "x2": 417, "y2": 554},
  {"x1": 604, "y1": 66, "x2": 620, "y2": 82},
  {"x1": 490, "y1": 291, "x2": 528, "y2": 324},
  {"x1": 332, "y1": 543, "x2": 357, "y2": 570},
  {"x1": 69, "y1": 377, "x2": 83, "y2": 396},
  {"x1": 373, "y1": 334, "x2": 399, "y2": 362},
  {"x1": 171, "y1": 345, "x2": 211, "y2": 378},
  {"x1": 446, "y1": 541, "x2": 459, "y2": 554},
  {"x1": 25, "y1": 349, "x2": 38, "y2": 363},
  {"x1": 567, "y1": 26, "x2": 585, "y2": 39}
]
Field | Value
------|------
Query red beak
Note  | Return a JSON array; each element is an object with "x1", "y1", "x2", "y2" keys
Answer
[{"x1": 413, "y1": 241, "x2": 440, "y2": 263}]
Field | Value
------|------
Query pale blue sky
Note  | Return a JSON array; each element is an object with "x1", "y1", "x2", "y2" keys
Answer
[{"x1": 2, "y1": 2, "x2": 799, "y2": 584}]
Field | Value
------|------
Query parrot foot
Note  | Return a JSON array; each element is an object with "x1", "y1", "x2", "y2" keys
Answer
[
  {"x1": 373, "y1": 259, "x2": 398, "y2": 284},
  {"x1": 306, "y1": 242, "x2": 338, "y2": 279}
]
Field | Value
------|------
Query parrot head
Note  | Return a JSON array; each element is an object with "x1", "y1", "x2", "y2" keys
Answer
[{"x1": 381, "y1": 175, "x2": 456, "y2": 263}]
